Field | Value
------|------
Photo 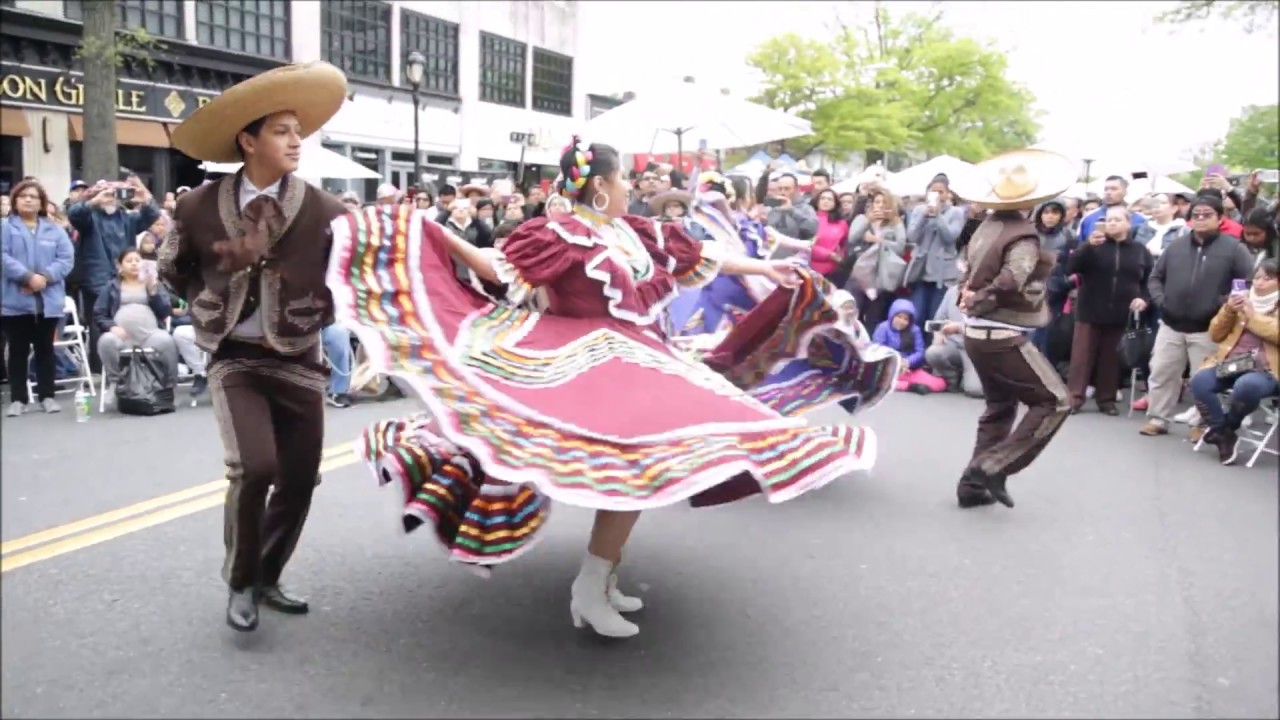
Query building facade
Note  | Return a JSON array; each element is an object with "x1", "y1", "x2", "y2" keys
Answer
[
  {"x1": 0, "y1": 0, "x2": 584, "y2": 199},
  {"x1": 0, "y1": 0, "x2": 290, "y2": 197},
  {"x1": 293, "y1": 0, "x2": 582, "y2": 196}
]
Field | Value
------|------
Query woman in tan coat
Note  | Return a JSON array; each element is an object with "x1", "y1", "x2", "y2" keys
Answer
[{"x1": 1188, "y1": 259, "x2": 1279, "y2": 465}]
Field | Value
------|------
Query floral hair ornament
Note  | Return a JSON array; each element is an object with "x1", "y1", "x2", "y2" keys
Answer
[
  {"x1": 557, "y1": 135, "x2": 596, "y2": 199},
  {"x1": 696, "y1": 171, "x2": 729, "y2": 196}
]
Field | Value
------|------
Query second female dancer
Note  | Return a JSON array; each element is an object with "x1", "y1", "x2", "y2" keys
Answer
[{"x1": 328, "y1": 137, "x2": 891, "y2": 639}]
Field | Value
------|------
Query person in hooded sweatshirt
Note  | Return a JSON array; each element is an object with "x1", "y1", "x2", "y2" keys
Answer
[
  {"x1": 1030, "y1": 198, "x2": 1076, "y2": 355},
  {"x1": 871, "y1": 298, "x2": 947, "y2": 394}
]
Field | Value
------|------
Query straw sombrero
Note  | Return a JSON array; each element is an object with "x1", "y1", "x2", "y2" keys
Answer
[
  {"x1": 171, "y1": 61, "x2": 347, "y2": 163},
  {"x1": 950, "y1": 149, "x2": 1078, "y2": 211},
  {"x1": 459, "y1": 182, "x2": 490, "y2": 197},
  {"x1": 649, "y1": 189, "x2": 693, "y2": 215}
]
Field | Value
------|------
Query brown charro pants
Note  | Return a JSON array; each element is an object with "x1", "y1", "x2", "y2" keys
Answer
[
  {"x1": 208, "y1": 341, "x2": 327, "y2": 592},
  {"x1": 961, "y1": 330, "x2": 1070, "y2": 487}
]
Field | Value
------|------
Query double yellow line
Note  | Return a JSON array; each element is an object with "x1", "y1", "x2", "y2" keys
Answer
[{"x1": 1, "y1": 442, "x2": 360, "y2": 574}]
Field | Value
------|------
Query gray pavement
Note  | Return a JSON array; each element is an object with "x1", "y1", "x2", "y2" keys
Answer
[{"x1": 1, "y1": 389, "x2": 1276, "y2": 719}]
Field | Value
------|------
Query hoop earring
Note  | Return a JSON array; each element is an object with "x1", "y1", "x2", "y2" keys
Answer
[{"x1": 591, "y1": 193, "x2": 608, "y2": 212}]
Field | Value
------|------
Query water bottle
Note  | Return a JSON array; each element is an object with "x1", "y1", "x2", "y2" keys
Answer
[{"x1": 74, "y1": 387, "x2": 91, "y2": 423}]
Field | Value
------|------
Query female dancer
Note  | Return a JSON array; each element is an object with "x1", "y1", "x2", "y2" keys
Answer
[
  {"x1": 329, "y1": 138, "x2": 886, "y2": 639},
  {"x1": 666, "y1": 172, "x2": 899, "y2": 412},
  {"x1": 666, "y1": 171, "x2": 781, "y2": 336}
]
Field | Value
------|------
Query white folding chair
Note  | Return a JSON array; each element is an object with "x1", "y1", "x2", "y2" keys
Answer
[
  {"x1": 1193, "y1": 395, "x2": 1280, "y2": 468},
  {"x1": 29, "y1": 296, "x2": 96, "y2": 401}
]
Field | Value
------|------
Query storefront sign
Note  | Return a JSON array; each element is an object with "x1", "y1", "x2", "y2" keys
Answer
[{"x1": 0, "y1": 63, "x2": 219, "y2": 122}]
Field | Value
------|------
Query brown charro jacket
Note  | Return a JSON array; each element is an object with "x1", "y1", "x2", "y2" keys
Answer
[
  {"x1": 959, "y1": 210, "x2": 1056, "y2": 328},
  {"x1": 158, "y1": 172, "x2": 348, "y2": 355}
]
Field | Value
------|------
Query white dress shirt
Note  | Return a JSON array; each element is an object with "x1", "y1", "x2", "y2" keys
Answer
[{"x1": 228, "y1": 176, "x2": 281, "y2": 340}]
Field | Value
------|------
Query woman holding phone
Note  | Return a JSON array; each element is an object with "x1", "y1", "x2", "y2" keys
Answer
[
  {"x1": 92, "y1": 246, "x2": 179, "y2": 405},
  {"x1": 905, "y1": 174, "x2": 966, "y2": 336},
  {"x1": 1064, "y1": 207, "x2": 1153, "y2": 415},
  {"x1": 842, "y1": 189, "x2": 907, "y2": 329},
  {"x1": 1188, "y1": 259, "x2": 1279, "y2": 465}
]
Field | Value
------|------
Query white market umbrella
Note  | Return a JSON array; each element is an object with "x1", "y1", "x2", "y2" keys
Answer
[
  {"x1": 583, "y1": 84, "x2": 813, "y2": 155},
  {"x1": 1062, "y1": 182, "x2": 1091, "y2": 199},
  {"x1": 883, "y1": 155, "x2": 975, "y2": 196},
  {"x1": 200, "y1": 145, "x2": 381, "y2": 180}
]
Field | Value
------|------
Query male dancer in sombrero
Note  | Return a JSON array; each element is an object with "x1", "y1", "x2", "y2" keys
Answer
[
  {"x1": 159, "y1": 61, "x2": 350, "y2": 632},
  {"x1": 949, "y1": 149, "x2": 1077, "y2": 509}
]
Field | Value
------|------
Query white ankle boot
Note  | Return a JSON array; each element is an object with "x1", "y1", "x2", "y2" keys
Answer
[
  {"x1": 570, "y1": 553, "x2": 639, "y2": 637},
  {"x1": 608, "y1": 570, "x2": 643, "y2": 613}
]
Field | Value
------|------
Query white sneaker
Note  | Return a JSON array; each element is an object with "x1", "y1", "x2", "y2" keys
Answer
[
  {"x1": 5, "y1": 401, "x2": 25, "y2": 417},
  {"x1": 569, "y1": 553, "x2": 639, "y2": 638},
  {"x1": 1173, "y1": 407, "x2": 1200, "y2": 425}
]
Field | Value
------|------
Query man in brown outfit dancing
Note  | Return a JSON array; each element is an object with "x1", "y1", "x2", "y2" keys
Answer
[
  {"x1": 950, "y1": 149, "x2": 1079, "y2": 509},
  {"x1": 160, "y1": 62, "x2": 350, "y2": 632}
]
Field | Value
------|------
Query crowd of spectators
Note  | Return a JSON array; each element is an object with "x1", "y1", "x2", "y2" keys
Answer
[{"x1": 4, "y1": 162, "x2": 1277, "y2": 468}]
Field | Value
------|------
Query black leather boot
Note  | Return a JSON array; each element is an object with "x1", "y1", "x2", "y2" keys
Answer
[
  {"x1": 956, "y1": 469, "x2": 997, "y2": 509},
  {"x1": 226, "y1": 588, "x2": 259, "y2": 632},
  {"x1": 259, "y1": 585, "x2": 309, "y2": 615},
  {"x1": 972, "y1": 467, "x2": 1014, "y2": 508}
]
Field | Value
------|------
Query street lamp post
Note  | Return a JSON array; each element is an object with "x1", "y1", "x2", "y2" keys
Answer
[{"x1": 405, "y1": 51, "x2": 426, "y2": 191}]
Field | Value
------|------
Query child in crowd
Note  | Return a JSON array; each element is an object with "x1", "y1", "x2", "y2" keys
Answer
[{"x1": 872, "y1": 299, "x2": 947, "y2": 394}]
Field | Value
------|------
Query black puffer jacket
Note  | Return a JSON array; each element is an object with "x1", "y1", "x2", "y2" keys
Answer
[
  {"x1": 1149, "y1": 231, "x2": 1257, "y2": 333},
  {"x1": 1065, "y1": 232, "x2": 1153, "y2": 326}
]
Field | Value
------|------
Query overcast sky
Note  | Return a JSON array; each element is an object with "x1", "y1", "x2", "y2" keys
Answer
[{"x1": 577, "y1": 0, "x2": 1279, "y2": 166}]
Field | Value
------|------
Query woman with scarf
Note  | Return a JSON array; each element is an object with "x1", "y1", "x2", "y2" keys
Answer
[
  {"x1": 1189, "y1": 259, "x2": 1279, "y2": 465},
  {"x1": 328, "y1": 138, "x2": 895, "y2": 641},
  {"x1": 841, "y1": 188, "x2": 908, "y2": 330}
]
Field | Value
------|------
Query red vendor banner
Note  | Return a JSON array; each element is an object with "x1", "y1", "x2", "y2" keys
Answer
[{"x1": 632, "y1": 152, "x2": 718, "y2": 176}]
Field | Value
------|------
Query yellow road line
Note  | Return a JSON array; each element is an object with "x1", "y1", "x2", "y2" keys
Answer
[{"x1": 0, "y1": 444, "x2": 359, "y2": 565}]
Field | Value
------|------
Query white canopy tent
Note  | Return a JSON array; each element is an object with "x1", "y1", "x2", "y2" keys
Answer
[
  {"x1": 832, "y1": 164, "x2": 888, "y2": 194},
  {"x1": 582, "y1": 83, "x2": 813, "y2": 156},
  {"x1": 200, "y1": 145, "x2": 381, "y2": 181},
  {"x1": 1031, "y1": 142, "x2": 1196, "y2": 181},
  {"x1": 883, "y1": 155, "x2": 975, "y2": 197}
]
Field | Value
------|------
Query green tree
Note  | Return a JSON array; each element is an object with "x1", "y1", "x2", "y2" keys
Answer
[
  {"x1": 1157, "y1": 0, "x2": 1278, "y2": 33},
  {"x1": 1220, "y1": 104, "x2": 1280, "y2": 172},
  {"x1": 77, "y1": 2, "x2": 165, "y2": 184},
  {"x1": 745, "y1": 3, "x2": 1040, "y2": 163},
  {"x1": 1171, "y1": 140, "x2": 1222, "y2": 189}
]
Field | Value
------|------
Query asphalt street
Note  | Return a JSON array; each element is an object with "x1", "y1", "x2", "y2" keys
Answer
[{"x1": 1, "y1": 386, "x2": 1276, "y2": 719}]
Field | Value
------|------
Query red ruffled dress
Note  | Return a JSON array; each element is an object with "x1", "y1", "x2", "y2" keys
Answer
[{"x1": 327, "y1": 204, "x2": 879, "y2": 574}]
